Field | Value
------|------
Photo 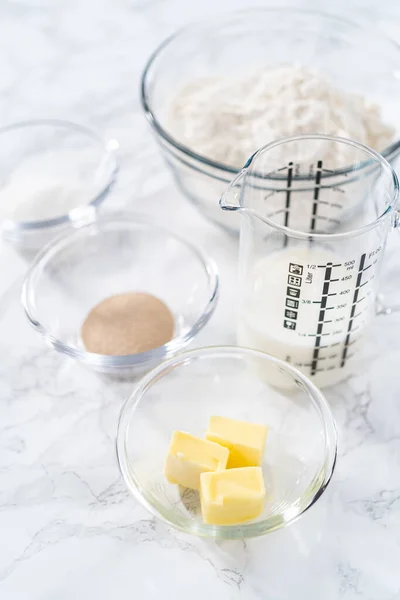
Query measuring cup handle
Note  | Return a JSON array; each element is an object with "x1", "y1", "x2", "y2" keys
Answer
[{"x1": 376, "y1": 219, "x2": 400, "y2": 315}]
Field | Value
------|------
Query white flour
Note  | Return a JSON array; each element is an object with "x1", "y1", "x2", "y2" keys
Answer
[{"x1": 168, "y1": 65, "x2": 395, "y2": 168}]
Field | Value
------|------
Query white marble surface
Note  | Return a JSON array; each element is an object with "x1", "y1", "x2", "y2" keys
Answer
[{"x1": 2, "y1": 0, "x2": 400, "y2": 598}]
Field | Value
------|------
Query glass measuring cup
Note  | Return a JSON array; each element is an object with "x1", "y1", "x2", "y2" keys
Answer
[{"x1": 220, "y1": 135, "x2": 399, "y2": 388}]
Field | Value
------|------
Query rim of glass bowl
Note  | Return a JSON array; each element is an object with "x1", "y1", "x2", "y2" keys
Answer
[
  {"x1": 21, "y1": 216, "x2": 219, "y2": 369},
  {"x1": 140, "y1": 8, "x2": 400, "y2": 181},
  {"x1": 0, "y1": 119, "x2": 119, "y2": 233},
  {"x1": 116, "y1": 346, "x2": 338, "y2": 539}
]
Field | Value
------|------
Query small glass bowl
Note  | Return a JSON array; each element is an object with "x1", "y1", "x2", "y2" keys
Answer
[
  {"x1": 0, "y1": 119, "x2": 118, "y2": 248},
  {"x1": 21, "y1": 216, "x2": 219, "y2": 374},
  {"x1": 117, "y1": 346, "x2": 337, "y2": 539}
]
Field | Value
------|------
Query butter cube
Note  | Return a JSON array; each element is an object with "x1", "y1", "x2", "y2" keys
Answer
[
  {"x1": 206, "y1": 416, "x2": 268, "y2": 469},
  {"x1": 165, "y1": 431, "x2": 229, "y2": 490},
  {"x1": 200, "y1": 467, "x2": 265, "y2": 525}
]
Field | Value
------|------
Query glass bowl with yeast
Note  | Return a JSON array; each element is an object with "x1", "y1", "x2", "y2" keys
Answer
[
  {"x1": 21, "y1": 216, "x2": 219, "y2": 375},
  {"x1": 117, "y1": 347, "x2": 337, "y2": 539}
]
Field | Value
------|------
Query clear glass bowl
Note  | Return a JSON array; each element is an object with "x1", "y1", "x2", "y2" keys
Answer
[
  {"x1": 117, "y1": 346, "x2": 337, "y2": 539},
  {"x1": 141, "y1": 9, "x2": 400, "y2": 234},
  {"x1": 0, "y1": 119, "x2": 118, "y2": 248},
  {"x1": 21, "y1": 216, "x2": 219, "y2": 374}
]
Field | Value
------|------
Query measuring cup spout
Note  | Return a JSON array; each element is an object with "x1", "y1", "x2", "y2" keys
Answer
[{"x1": 219, "y1": 168, "x2": 247, "y2": 212}]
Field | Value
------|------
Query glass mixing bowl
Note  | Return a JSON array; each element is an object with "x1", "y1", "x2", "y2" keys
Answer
[
  {"x1": 141, "y1": 9, "x2": 400, "y2": 234},
  {"x1": 0, "y1": 120, "x2": 118, "y2": 249},
  {"x1": 117, "y1": 346, "x2": 337, "y2": 539},
  {"x1": 21, "y1": 216, "x2": 219, "y2": 375}
]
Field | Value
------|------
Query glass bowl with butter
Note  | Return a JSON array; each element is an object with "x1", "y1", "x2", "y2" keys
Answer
[{"x1": 117, "y1": 346, "x2": 337, "y2": 539}]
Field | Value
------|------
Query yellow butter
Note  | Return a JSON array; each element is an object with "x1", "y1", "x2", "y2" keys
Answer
[
  {"x1": 206, "y1": 416, "x2": 268, "y2": 468},
  {"x1": 165, "y1": 431, "x2": 229, "y2": 490},
  {"x1": 200, "y1": 467, "x2": 265, "y2": 525}
]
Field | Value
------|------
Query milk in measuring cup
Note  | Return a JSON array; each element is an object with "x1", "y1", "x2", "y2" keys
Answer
[{"x1": 238, "y1": 247, "x2": 378, "y2": 388}]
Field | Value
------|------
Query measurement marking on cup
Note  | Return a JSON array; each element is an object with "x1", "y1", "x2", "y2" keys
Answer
[
  {"x1": 342, "y1": 340, "x2": 357, "y2": 351},
  {"x1": 311, "y1": 262, "x2": 333, "y2": 376},
  {"x1": 314, "y1": 215, "x2": 341, "y2": 225},
  {"x1": 317, "y1": 200, "x2": 343, "y2": 210},
  {"x1": 310, "y1": 160, "x2": 323, "y2": 232},
  {"x1": 320, "y1": 342, "x2": 341, "y2": 349},
  {"x1": 284, "y1": 162, "x2": 293, "y2": 229},
  {"x1": 341, "y1": 253, "x2": 366, "y2": 368},
  {"x1": 318, "y1": 263, "x2": 341, "y2": 268}
]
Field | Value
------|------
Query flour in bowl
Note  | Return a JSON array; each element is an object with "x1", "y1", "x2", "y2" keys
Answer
[{"x1": 167, "y1": 65, "x2": 395, "y2": 168}]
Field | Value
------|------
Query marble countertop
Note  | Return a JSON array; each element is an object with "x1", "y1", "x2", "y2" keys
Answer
[{"x1": 2, "y1": 0, "x2": 400, "y2": 598}]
